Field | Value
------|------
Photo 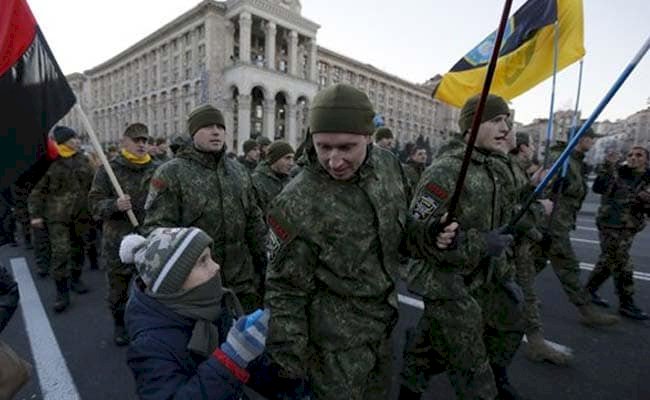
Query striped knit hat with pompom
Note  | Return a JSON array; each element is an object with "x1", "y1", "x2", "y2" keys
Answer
[{"x1": 119, "y1": 227, "x2": 213, "y2": 294}]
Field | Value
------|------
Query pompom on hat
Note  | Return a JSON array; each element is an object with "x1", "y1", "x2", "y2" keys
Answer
[{"x1": 120, "y1": 227, "x2": 213, "y2": 294}]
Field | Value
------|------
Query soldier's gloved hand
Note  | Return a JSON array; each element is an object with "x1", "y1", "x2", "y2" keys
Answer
[
  {"x1": 247, "y1": 353, "x2": 311, "y2": 400},
  {"x1": 483, "y1": 227, "x2": 513, "y2": 258},
  {"x1": 221, "y1": 309, "x2": 269, "y2": 369}
]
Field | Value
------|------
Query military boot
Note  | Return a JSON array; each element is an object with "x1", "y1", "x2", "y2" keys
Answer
[
  {"x1": 70, "y1": 270, "x2": 89, "y2": 294},
  {"x1": 113, "y1": 310, "x2": 129, "y2": 346},
  {"x1": 524, "y1": 332, "x2": 572, "y2": 366},
  {"x1": 588, "y1": 290, "x2": 610, "y2": 308},
  {"x1": 491, "y1": 365, "x2": 528, "y2": 400},
  {"x1": 53, "y1": 279, "x2": 70, "y2": 313},
  {"x1": 578, "y1": 304, "x2": 619, "y2": 326},
  {"x1": 619, "y1": 299, "x2": 649, "y2": 320}
]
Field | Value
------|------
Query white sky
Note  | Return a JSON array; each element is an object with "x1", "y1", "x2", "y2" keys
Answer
[{"x1": 27, "y1": 0, "x2": 650, "y2": 124}]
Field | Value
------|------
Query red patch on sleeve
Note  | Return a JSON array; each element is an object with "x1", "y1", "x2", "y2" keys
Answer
[
  {"x1": 151, "y1": 178, "x2": 166, "y2": 190},
  {"x1": 425, "y1": 183, "x2": 448, "y2": 200},
  {"x1": 268, "y1": 215, "x2": 290, "y2": 242}
]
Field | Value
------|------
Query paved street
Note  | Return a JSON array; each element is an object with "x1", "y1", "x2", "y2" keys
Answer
[{"x1": 2, "y1": 188, "x2": 649, "y2": 400}]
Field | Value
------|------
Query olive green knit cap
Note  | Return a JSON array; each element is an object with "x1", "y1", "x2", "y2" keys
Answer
[
  {"x1": 309, "y1": 84, "x2": 375, "y2": 135},
  {"x1": 458, "y1": 94, "x2": 510, "y2": 133}
]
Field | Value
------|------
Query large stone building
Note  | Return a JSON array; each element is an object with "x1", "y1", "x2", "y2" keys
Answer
[{"x1": 60, "y1": 0, "x2": 458, "y2": 153}]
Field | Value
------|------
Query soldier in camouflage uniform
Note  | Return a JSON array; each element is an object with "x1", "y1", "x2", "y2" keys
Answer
[
  {"x1": 238, "y1": 139, "x2": 260, "y2": 172},
  {"x1": 403, "y1": 146, "x2": 427, "y2": 192},
  {"x1": 399, "y1": 94, "x2": 526, "y2": 400},
  {"x1": 263, "y1": 84, "x2": 444, "y2": 400},
  {"x1": 508, "y1": 132, "x2": 572, "y2": 365},
  {"x1": 88, "y1": 123, "x2": 160, "y2": 345},
  {"x1": 585, "y1": 146, "x2": 650, "y2": 320},
  {"x1": 143, "y1": 105, "x2": 267, "y2": 313},
  {"x1": 251, "y1": 140, "x2": 295, "y2": 215},
  {"x1": 29, "y1": 126, "x2": 94, "y2": 312},
  {"x1": 532, "y1": 129, "x2": 620, "y2": 326}
]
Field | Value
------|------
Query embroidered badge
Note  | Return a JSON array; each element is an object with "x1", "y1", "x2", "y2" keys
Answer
[
  {"x1": 412, "y1": 194, "x2": 439, "y2": 220},
  {"x1": 425, "y1": 183, "x2": 449, "y2": 200}
]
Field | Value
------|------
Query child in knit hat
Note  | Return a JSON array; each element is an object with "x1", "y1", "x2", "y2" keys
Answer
[{"x1": 121, "y1": 227, "x2": 269, "y2": 400}]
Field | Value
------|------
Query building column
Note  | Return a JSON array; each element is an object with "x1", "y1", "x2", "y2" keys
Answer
[
  {"x1": 288, "y1": 30, "x2": 299, "y2": 76},
  {"x1": 265, "y1": 22, "x2": 277, "y2": 70},
  {"x1": 223, "y1": 99, "x2": 235, "y2": 151},
  {"x1": 263, "y1": 99, "x2": 276, "y2": 140},
  {"x1": 238, "y1": 12, "x2": 252, "y2": 63},
  {"x1": 307, "y1": 38, "x2": 318, "y2": 82},
  {"x1": 237, "y1": 94, "x2": 252, "y2": 153},
  {"x1": 286, "y1": 104, "x2": 297, "y2": 147}
]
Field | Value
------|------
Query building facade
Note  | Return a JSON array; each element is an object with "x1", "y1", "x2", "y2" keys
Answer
[{"x1": 59, "y1": 0, "x2": 458, "y2": 153}]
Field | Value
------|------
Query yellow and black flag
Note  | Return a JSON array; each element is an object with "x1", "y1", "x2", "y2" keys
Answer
[{"x1": 434, "y1": 0, "x2": 585, "y2": 107}]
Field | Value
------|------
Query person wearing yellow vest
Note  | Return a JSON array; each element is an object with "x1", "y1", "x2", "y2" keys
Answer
[
  {"x1": 88, "y1": 123, "x2": 160, "y2": 345},
  {"x1": 29, "y1": 126, "x2": 96, "y2": 312}
]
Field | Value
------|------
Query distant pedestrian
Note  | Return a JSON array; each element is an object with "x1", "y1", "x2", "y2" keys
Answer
[
  {"x1": 238, "y1": 139, "x2": 260, "y2": 172},
  {"x1": 251, "y1": 140, "x2": 295, "y2": 215},
  {"x1": 586, "y1": 146, "x2": 650, "y2": 320}
]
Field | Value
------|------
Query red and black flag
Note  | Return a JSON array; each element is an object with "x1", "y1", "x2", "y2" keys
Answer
[{"x1": 0, "y1": 0, "x2": 76, "y2": 190}]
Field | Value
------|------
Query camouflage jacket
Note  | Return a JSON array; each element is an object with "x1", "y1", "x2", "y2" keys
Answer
[
  {"x1": 264, "y1": 145, "x2": 410, "y2": 378},
  {"x1": 251, "y1": 161, "x2": 290, "y2": 216},
  {"x1": 403, "y1": 160, "x2": 425, "y2": 196},
  {"x1": 405, "y1": 138, "x2": 513, "y2": 300},
  {"x1": 545, "y1": 144, "x2": 589, "y2": 232},
  {"x1": 593, "y1": 162, "x2": 650, "y2": 230},
  {"x1": 237, "y1": 156, "x2": 257, "y2": 173},
  {"x1": 143, "y1": 146, "x2": 267, "y2": 295},
  {"x1": 88, "y1": 154, "x2": 159, "y2": 235},
  {"x1": 28, "y1": 152, "x2": 94, "y2": 223}
]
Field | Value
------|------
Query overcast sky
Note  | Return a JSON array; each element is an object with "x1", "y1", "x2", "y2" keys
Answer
[{"x1": 27, "y1": 0, "x2": 649, "y2": 124}]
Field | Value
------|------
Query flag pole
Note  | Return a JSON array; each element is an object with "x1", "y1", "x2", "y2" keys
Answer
[
  {"x1": 446, "y1": 0, "x2": 514, "y2": 219},
  {"x1": 562, "y1": 59, "x2": 585, "y2": 176},
  {"x1": 542, "y1": 21, "x2": 560, "y2": 169},
  {"x1": 509, "y1": 36, "x2": 649, "y2": 229},
  {"x1": 74, "y1": 103, "x2": 140, "y2": 228}
]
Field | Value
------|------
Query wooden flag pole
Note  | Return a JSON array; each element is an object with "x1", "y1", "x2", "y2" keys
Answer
[{"x1": 74, "y1": 103, "x2": 139, "y2": 228}]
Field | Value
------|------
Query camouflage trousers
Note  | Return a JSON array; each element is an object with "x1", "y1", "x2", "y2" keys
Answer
[
  {"x1": 100, "y1": 223, "x2": 137, "y2": 318},
  {"x1": 401, "y1": 282, "x2": 524, "y2": 399},
  {"x1": 533, "y1": 230, "x2": 589, "y2": 307},
  {"x1": 32, "y1": 225, "x2": 51, "y2": 275},
  {"x1": 309, "y1": 338, "x2": 393, "y2": 400},
  {"x1": 586, "y1": 226, "x2": 638, "y2": 301},
  {"x1": 514, "y1": 240, "x2": 543, "y2": 335},
  {"x1": 48, "y1": 219, "x2": 94, "y2": 281}
]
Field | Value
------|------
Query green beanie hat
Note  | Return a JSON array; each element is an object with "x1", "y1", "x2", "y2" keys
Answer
[
  {"x1": 266, "y1": 140, "x2": 295, "y2": 165},
  {"x1": 243, "y1": 139, "x2": 259, "y2": 154},
  {"x1": 374, "y1": 127, "x2": 394, "y2": 141},
  {"x1": 119, "y1": 227, "x2": 213, "y2": 294},
  {"x1": 257, "y1": 136, "x2": 272, "y2": 146},
  {"x1": 187, "y1": 104, "x2": 226, "y2": 136},
  {"x1": 458, "y1": 94, "x2": 510, "y2": 133},
  {"x1": 309, "y1": 84, "x2": 375, "y2": 135}
]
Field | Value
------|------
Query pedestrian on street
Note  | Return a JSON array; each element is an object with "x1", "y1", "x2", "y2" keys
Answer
[
  {"x1": 122, "y1": 227, "x2": 269, "y2": 400},
  {"x1": 509, "y1": 132, "x2": 573, "y2": 365},
  {"x1": 585, "y1": 145, "x2": 650, "y2": 320},
  {"x1": 238, "y1": 139, "x2": 261, "y2": 172},
  {"x1": 251, "y1": 140, "x2": 295, "y2": 215},
  {"x1": 399, "y1": 94, "x2": 527, "y2": 400},
  {"x1": 532, "y1": 128, "x2": 620, "y2": 326},
  {"x1": 143, "y1": 104, "x2": 268, "y2": 313},
  {"x1": 261, "y1": 84, "x2": 453, "y2": 400},
  {"x1": 28, "y1": 126, "x2": 95, "y2": 313},
  {"x1": 88, "y1": 123, "x2": 160, "y2": 345}
]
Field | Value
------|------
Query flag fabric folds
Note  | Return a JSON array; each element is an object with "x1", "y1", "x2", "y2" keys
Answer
[
  {"x1": 434, "y1": 0, "x2": 585, "y2": 108},
  {"x1": 0, "y1": 0, "x2": 76, "y2": 190}
]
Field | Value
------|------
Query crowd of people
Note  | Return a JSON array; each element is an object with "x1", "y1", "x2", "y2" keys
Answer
[{"x1": 1, "y1": 83, "x2": 649, "y2": 399}]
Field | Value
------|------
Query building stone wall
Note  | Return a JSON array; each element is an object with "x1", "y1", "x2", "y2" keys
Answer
[{"x1": 59, "y1": 0, "x2": 459, "y2": 153}]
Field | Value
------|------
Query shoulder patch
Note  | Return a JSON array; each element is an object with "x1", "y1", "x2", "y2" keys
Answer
[
  {"x1": 412, "y1": 194, "x2": 439, "y2": 221},
  {"x1": 425, "y1": 183, "x2": 449, "y2": 200},
  {"x1": 151, "y1": 178, "x2": 167, "y2": 190},
  {"x1": 267, "y1": 214, "x2": 295, "y2": 243}
]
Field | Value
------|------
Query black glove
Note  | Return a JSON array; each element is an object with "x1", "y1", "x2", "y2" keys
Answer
[
  {"x1": 247, "y1": 353, "x2": 312, "y2": 400},
  {"x1": 501, "y1": 279, "x2": 524, "y2": 306},
  {"x1": 483, "y1": 227, "x2": 513, "y2": 258}
]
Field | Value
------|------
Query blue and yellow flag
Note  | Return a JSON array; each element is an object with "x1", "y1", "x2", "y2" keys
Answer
[{"x1": 434, "y1": 0, "x2": 585, "y2": 107}]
